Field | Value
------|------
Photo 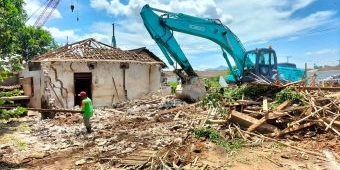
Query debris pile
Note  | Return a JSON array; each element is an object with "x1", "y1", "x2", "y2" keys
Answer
[
  {"x1": 215, "y1": 85, "x2": 340, "y2": 138},
  {"x1": 0, "y1": 84, "x2": 339, "y2": 169}
]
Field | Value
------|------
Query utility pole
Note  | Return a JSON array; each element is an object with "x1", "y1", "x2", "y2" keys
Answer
[
  {"x1": 286, "y1": 56, "x2": 291, "y2": 63},
  {"x1": 112, "y1": 23, "x2": 117, "y2": 48},
  {"x1": 337, "y1": 59, "x2": 340, "y2": 67}
]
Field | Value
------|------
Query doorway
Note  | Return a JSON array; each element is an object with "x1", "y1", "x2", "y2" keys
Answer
[{"x1": 74, "y1": 73, "x2": 92, "y2": 106}]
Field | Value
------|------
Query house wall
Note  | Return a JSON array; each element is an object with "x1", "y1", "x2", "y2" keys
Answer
[
  {"x1": 19, "y1": 68, "x2": 44, "y2": 108},
  {"x1": 42, "y1": 61, "x2": 161, "y2": 108}
]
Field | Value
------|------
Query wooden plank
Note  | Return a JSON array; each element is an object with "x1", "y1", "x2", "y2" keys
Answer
[
  {"x1": 0, "y1": 107, "x2": 81, "y2": 113},
  {"x1": 1, "y1": 95, "x2": 31, "y2": 100},
  {"x1": 263, "y1": 97, "x2": 268, "y2": 111},
  {"x1": 247, "y1": 117, "x2": 266, "y2": 132},
  {"x1": 276, "y1": 100, "x2": 291, "y2": 111},
  {"x1": 120, "y1": 159, "x2": 146, "y2": 165},
  {"x1": 296, "y1": 86, "x2": 340, "y2": 92},
  {"x1": 124, "y1": 156, "x2": 149, "y2": 161},
  {"x1": 323, "y1": 117, "x2": 340, "y2": 127},
  {"x1": 274, "y1": 122, "x2": 319, "y2": 137},
  {"x1": 230, "y1": 110, "x2": 278, "y2": 133},
  {"x1": 206, "y1": 119, "x2": 228, "y2": 124},
  {"x1": 236, "y1": 100, "x2": 262, "y2": 105}
]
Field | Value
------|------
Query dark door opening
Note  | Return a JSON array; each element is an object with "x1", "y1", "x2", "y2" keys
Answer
[{"x1": 74, "y1": 73, "x2": 92, "y2": 106}]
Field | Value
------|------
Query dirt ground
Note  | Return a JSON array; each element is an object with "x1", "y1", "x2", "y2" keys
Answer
[{"x1": 0, "y1": 94, "x2": 339, "y2": 170}]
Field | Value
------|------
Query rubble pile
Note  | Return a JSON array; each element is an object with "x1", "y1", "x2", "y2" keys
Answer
[
  {"x1": 219, "y1": 86, "x2": 340, "y2": 139},
  {"x1": 0, "y1": 85, "x2": 339, "y2": 169},
  {"x1": 0, "y1": 93, "x2": 203, "y2": 169}
]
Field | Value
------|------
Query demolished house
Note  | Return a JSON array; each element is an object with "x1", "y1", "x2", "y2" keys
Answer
[{"x1": 20, "y1": 38, "x2": 166, "y2": 109}]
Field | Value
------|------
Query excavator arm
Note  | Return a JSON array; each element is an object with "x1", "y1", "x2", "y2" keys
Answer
[
  {"x1": 140, "y1": 4, "x2": 305, "y2": 101},
  {"x1": 140, "y1": 4, "x2": 247, "y2": 83}
]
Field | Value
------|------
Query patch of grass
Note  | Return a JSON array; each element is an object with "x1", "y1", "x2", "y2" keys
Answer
[
  {"x1": 194, "y1": 127, "x2": 244, "y2": 154},
  {"x1": 15, "y1": 122, "x2": 31, "y2": 132},
  {"x1": 0, "y1": 134, "x2": 15, "y2": 143},
  {"x1": 270, "y1": 142, "x2": 286, "y2": 149},
  {"x1": 17, "y1": 140, "x2": 27, "y2": 151},
  {"x1": 0, "y1": 122, "x2": 31, "y2": 132},
  {"x1": 0, "y1": 134, "x2": 28, "y2": 151}
]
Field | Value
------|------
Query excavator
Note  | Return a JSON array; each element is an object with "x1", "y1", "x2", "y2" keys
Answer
[{"x1": 140, "y1": 4, "x2": 305, "y2": 102}]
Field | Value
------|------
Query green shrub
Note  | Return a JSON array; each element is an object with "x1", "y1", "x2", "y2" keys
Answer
[
  {"x1": 194, "y1": 127, "x2": 243, "y2": 153},
  {"x1": 0, "y1": 107, "x2": 27, "y2": 120},
  {"x1": 275, "y1": 87, "x2": 303, "y2": 104}
]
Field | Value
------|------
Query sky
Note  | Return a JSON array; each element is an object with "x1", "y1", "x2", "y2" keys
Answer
[{"x1": 24, "y1": 0, "x2": 340, "y2": 70}]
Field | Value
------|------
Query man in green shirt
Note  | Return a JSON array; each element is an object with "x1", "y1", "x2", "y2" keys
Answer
[{"x1": 78, "y1": 91, "x2": 94, "y2": 133}]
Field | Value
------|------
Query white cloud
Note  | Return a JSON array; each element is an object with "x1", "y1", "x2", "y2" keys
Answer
[
  {"x1": 88, "y1": 0, "x2": 337, "y2": 47},
  {"x1": 305, "y1": 48, "x2": 339, "y2": 56},
  {"x1": 44, "y1": 27, "x2": 113, "y2": 46},
  {"x1": 37, "y1": 0, "x2": 339, "y2": 70},
  {"x1": 24, "y1": 0, "x2": 62, "y2": 26}
]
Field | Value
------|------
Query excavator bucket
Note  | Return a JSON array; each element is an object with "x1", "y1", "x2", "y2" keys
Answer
[{"x1": 175, "y1": 78, "x2": 206, "y2": 102}]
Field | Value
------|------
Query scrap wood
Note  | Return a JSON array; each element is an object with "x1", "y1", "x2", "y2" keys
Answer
[
  {"x1": 236, "y1": 99, "x2": 262, "y2": 105},
  {"x1": 263, "y1": 97, "x2": 268, "y2": 112},
  {"x1": 0, "y1": 107, "x2": 81, "y2": 113},
  {"x1": 241, "y1": 130, "x2": 325, "y2": 158},
  {"x1": 283, "y1": 105, "x2": 310, "y2": 112},
  {"x1": 245, "y1": 111, "x2": 288, "y2": 133},
  {"x1": 276, "y1": 100, "x2": 292, "y2": 111},
  {"x1": 243, "y1": 109, "x2": 263, "y2": 115},
  {"x1": 283, "y1": 79, "x2": 305, "y2": 87},
  {"x1": 206, "y1": 119, "x2": 228, "y2": 125},
  {"x1": 156, "y1": 103, "x2": 196, "y2": 115},
  {"x1": 296, "y1": 86, "x2": 340, "y2": 92},
  {"x1": 232, "y1": 124, "x2": 247, "y2": 140},
  {"x1": 104, "y1": 108, "x2": 126, "y2": 114},
  {"x1": 247, "y1": 117, "x2": 266, "y2": 132},
  {"x1": 318, "y1": 119, "x2": 340, "y2": 135},
  {"x1": 325, "y1": 92, "x2": 340, "y2": 99},
  {"x1": 230, "y1": 110, "x2": 278, "y2": 133},
  {"x1": 263, "y1": 156, "x2": 283, "y2": 167},
  {"x1": 324, "y1": 115, "x2": 340, "y2": 130},
  {"x1": 159, "y1": 157, "x2": 172, "y2": 170},
  {"x1": 334, "y1": 152, "x2": 340, "y2": 163},
  {"x1": 200, "y1": 108, "x2": 216, "y2": 127},
  {"x1": 266, "y1": 111, "x2": 291, "y2": 119},
  {"x1": 274, "y1": 122, "x2": 320, "y2": 137},
  {"x1": 323, "y1": 117, "x2": 340, "y2": 127},
  {"x1": 289, "y1": 103, "x2": 332, "y2": 127},
  {"x1": 301, "y1": 107, "x2": 313, "y2": 117}
]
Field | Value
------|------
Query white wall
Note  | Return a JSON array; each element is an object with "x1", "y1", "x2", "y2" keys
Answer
[
  {"x1": 20, "y1": 68, "x2": 43, "y2": 108},
  {"x1": 42, "y1": 61, "x2": 162, "y2": 108}
]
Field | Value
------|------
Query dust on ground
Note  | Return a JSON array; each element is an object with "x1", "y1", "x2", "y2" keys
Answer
[{"x1": 0, "y1": 93, "x2": 339, "y2": 170}]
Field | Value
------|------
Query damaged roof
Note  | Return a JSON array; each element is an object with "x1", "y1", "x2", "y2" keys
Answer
[
  {"x1": 31, "y1": 38, "x2": 166, "y2": 66},
  {"x1": 129, "y1": 47, "x2": 167, "y2": 68}
]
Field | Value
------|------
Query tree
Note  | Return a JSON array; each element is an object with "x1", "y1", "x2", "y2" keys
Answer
[
  {"x1": 0, "y1": 0, "x2": 26, "y2": 58},
  {"x1": 0, "y1": 0, "x2": 58, "y2": 61},
  {"x1": 18, "y1": 26, "x2": 58, "y2": 61}
]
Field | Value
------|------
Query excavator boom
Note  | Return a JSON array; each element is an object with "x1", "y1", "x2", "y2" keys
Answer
[{"x1": 140, "y1": 4, "x2": 304, "y2": 101}]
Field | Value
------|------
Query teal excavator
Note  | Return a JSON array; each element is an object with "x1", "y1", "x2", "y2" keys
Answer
[{"x1": 140, "y1": 4, "x2": 304, "y2": 101}]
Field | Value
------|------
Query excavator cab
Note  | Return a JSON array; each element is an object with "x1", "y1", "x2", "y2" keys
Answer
[{"x1": 241, "y1": 48, "x2": 278, "y2": 82}]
